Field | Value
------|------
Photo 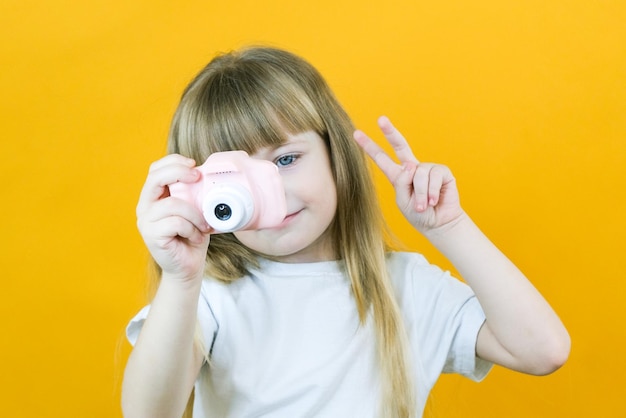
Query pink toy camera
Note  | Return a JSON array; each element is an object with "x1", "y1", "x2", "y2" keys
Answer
[{"x1": 169, "y1": 151, "x2": 287, "y2": 233}]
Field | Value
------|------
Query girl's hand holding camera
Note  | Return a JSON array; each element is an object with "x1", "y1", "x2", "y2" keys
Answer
[
  {"x1": 136, "y1": 154, "x2": 211, "y2": 282},
  {"x1": 354, "y1": 116, "x2": 465, "y2": 234}
]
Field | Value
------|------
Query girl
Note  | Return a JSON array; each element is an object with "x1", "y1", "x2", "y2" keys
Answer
[{"x1": 122, "y1": 46, "x2": 570, "y2": 418}]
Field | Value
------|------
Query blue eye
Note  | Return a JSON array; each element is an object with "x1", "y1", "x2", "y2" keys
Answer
[{"x1": 276, "y1": 154, "x2": 298, "y2": 167}]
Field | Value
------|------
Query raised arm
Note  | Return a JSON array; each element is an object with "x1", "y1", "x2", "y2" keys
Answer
[
  {"x1": 122, "y1": 154, "x2": 211, "y2": 418},
  {"x1": 353, "y1": 117, "x2": 570, "y2": 375}
]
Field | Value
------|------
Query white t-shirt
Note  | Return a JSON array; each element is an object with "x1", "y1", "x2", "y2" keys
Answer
[{"x1": 127, "y1": 252, "x2": 492, "y2": 417}]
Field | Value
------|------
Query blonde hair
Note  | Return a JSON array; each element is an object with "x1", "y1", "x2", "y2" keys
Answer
[{"x1": 159, "y1": 46, "x2": 415, "y2": 417}]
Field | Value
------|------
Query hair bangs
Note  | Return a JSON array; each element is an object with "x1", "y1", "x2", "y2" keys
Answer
[{"x1": 174, "y1": 59, "x2": 326, "y2": 164}]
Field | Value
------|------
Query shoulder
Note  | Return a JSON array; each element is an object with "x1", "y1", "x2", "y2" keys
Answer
[
  {"x1": 385, "y1": 251, "x2": 447, "y2": 286},
  {"x1": 385, "y1": 252, "x2": 490, "y2": 380},
  {"x1": 385, "y1": 251, "x2": 475, "y2": 311},
  {"x1": 386, "y1": 251, "x2": 430, "y2": 269}
]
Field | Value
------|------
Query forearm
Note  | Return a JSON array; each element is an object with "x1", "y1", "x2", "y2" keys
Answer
[
  {"x1": 122, "y1": 276, "x2": 204, "y2": 418},
  {"x1": 425, "y1": 212, "x2": 570, "y2": 374}
]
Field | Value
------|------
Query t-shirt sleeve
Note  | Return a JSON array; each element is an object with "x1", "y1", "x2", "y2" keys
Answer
[
  {"x1": 125, "y1": 280, "x2": 219, "y2": 352},
  {"x1": 442, "y1": 296, "x2": 492, "y2": 381},
  {"x1": 126, "y1": 305, "x2": 150, "y2": 346},
  {"x1": 392, "y1": 252, "x2": 493, "y2": 386}
]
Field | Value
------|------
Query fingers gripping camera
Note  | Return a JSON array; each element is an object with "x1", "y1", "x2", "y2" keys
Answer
[{"x1": 169, "y1": 151, "x2": 287, "y2": 233}]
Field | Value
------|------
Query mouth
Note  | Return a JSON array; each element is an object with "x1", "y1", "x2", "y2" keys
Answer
[{"x1": 281, "y1": 209, "x2": 302, "y2": 225}]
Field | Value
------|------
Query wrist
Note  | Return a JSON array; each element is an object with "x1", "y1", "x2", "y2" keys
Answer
[
  {"x1": 423, "y1": 210, "x2": 473, "y2": 242},
  {"x1": 159, "y1": 269, "x2": 204, "y2": 293}
]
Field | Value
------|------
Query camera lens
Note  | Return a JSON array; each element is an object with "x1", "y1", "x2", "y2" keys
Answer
[
  {"x1": 203, "y1": 184, "x2": 253, "y2": 232},
  {"x1": 214, "y1": 204, "x2": 232, "y2": 221}
]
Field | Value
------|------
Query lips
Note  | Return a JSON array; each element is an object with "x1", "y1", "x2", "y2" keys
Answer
[{"x1": 281, "y1": 209, "x2": 302, "y2": 225}]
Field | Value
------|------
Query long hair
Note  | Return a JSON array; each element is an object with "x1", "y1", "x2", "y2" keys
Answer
[{"x1": 160, "y1": 46, "x2": 414, "y2": 417}]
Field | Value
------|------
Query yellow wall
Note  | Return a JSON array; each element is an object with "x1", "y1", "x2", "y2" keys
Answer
[{"x1": 1, "y1": 1, "x2": 624, "y2": 416}]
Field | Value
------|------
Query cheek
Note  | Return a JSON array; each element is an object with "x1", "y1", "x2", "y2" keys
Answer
[
  {"x1": 281, "y1": 157, "x2": 337, "y2": 208},
  {"x1": 302, "y1": 177, "x2": 337, "y2": 209},
  {"x1": 302, "y1": 164, "x2": 336, "y2": 193},
  {"x1": 315, "y1": 177, "x2": 338, "y2": 219}
]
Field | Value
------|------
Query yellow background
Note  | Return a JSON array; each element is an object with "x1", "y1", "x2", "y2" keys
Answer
[{"x1": 1, "y1": 1, "x2": 624, "y2": 416}]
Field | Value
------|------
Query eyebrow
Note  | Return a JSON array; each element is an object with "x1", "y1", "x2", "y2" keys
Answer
[{"x1": 275, "y1": 135, "x2": 312, "y2": 149}]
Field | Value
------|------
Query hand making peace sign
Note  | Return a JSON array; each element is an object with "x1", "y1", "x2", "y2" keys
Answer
[{"x1": 353, "y1": 116, "x2": 465, "y2": 233}]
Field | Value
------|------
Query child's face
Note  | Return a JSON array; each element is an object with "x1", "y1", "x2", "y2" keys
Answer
[{"x1": 234, "y1": 130, "x2": 338, "y2": 263}]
